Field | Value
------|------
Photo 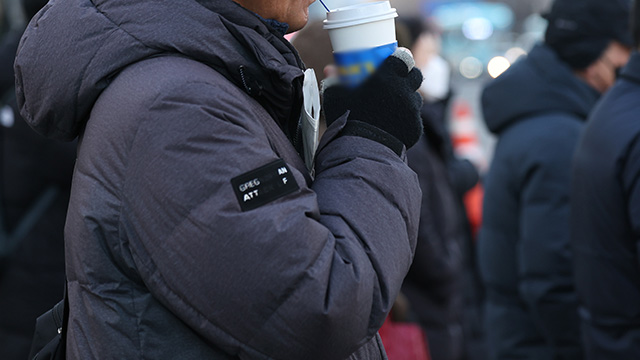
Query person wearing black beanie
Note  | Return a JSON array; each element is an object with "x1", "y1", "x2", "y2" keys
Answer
[
  {"x1": 478, "y1": 0, "x2": 632, "y2": 359},
  {"x1": 544, "y1": 0, "x2": 633, "y2": 91},
  {"x1": 570, "y1": 0, "x2": 640, "y2": 358}
]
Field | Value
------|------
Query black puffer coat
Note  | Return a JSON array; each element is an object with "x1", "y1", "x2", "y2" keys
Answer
[
  {"x1": 478, "y1": 44, "x2": 598, "y2": 359},
  {"x1": 14, "y1": 0, "x2": 421, "y2": 359},
  {"x1": 402, "y1": 97, "x2": 479, "y2": 360},
  {"x1": 571, "y1": 51, "x2": 640, "y2": 360}
]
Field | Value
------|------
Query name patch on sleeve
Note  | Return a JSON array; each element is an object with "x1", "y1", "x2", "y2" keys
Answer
[{"x1": 231, "y1": 159, "x2": 299, "y2": 211}]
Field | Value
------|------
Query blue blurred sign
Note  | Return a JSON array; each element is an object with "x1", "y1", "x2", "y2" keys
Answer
[{"x1": 427, "y1": 1, "x2": 514, "y2": 30}]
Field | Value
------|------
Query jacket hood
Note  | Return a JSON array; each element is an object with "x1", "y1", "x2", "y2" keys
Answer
[
  {"x1": 15, "y1": 0, "x2": 304, "y2": 141},
  {"x1": 481, "y1": 44, "x2": 600, "y2": 134}
]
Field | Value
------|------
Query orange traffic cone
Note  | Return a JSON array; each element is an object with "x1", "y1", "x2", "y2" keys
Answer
[
  {"x1": 449, "y1": 100, "x2": 487, "y2": 173},
  {"x1": 449, "y1": 100, "x2": 486, "y2": 239}
]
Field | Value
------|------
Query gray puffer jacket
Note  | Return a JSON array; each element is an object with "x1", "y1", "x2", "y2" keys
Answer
[{"x1": 14, "y1": 0, "x2": 421, "y2": 359}]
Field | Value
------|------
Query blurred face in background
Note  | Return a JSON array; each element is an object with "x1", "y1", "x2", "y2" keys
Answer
[
  {"x1": 234, "y1": 0, "x2": 315, "y2": 32},
  {"x1": 411, "y1": 32, "x2": 440, "y2": 69},
  {"x1": 577, "y1": 41, "x2": 632, "y2": 93}
]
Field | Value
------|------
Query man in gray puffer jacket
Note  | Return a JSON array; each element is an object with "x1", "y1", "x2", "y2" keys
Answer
[{"x1": 14, "y1": 0, "x2": 424, "y2": 359}]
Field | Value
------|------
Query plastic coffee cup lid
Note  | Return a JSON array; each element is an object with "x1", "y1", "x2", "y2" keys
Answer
[{"x1": 323, "y1": 1, "x2": 398, "y2": 29}]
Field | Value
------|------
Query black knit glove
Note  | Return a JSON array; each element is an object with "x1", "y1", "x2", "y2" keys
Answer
[{"x1": 322, "y1": 48, "x2": 424, "y2": 155}]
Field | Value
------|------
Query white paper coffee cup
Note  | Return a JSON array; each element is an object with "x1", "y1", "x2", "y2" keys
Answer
[{"x1": 323, "y1": 1, "x2": 398, "y2": 86}]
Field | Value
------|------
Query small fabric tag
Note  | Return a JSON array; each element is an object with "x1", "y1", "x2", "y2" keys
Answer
[{"x1": 231, "y1": 159, "x2": 299, "y2": 211}]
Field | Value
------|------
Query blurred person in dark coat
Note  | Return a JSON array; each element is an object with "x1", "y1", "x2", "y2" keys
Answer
[
  {"x1": 478, "y1": 0, "x2": 632, "y2": 358},
  {"x1": 570, "y1": 1, "x2": 640, "y2": 358},
  {"x1": 397, "y1": 17, "x2": 481, "y2": 360},
  {"x1": 0, "y1": 0, "x2": 75, "y2": 359}
]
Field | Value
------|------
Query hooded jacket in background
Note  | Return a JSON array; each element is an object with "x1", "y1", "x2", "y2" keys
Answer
[
  {"x1": 571, "y1": 51, "x2": 640, "y2": 360},
  {"x1": 478, "y1": 44, "x2": 599, "y2": 359},
  {"x1": 14, "y1": 0, "x2": 421, "y2": 358}
]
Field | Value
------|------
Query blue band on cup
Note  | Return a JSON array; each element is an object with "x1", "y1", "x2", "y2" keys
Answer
[{"x1": 333, "y1": 42, "x2": 398, "y2": 87}]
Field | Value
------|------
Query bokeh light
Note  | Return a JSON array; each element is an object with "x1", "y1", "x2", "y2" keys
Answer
[
  {"x1": 487, "y1": 56, "x2": 511, "y2": 78},
  {"x1": 459, "y1": 57, "x2": 483, "y2": 79},
  {"x1": 462, "y1": 17, "x2": 494, "y2": 40},
  {"x1": 505, "y1": 47, "x2": 527, "y2": 63}
]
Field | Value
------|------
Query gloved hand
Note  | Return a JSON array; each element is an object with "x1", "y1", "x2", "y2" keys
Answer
[{"x1": 322, "y1": 48, "x2": 424, "y2": 154}]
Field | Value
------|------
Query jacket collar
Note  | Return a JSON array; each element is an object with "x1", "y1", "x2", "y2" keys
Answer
[
  {"x1": 202, "y1": 2, "x2": 305, "y2": 144},
  {"x1": 620, "y1": 50, "x2": 640, "y2": 84}
]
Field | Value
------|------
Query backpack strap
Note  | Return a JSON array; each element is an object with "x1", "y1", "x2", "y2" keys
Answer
[{"x1": 27, "y1": 278, "x2": 68, "y2": 359}]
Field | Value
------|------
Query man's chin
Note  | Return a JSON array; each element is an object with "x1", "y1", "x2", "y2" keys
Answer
[
  {"x1": 287, "y1": 7, "x2": 311, "y2": 33},
  {"x1": 287, "y1": 17, "x2": 309, "y2": 33}
]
